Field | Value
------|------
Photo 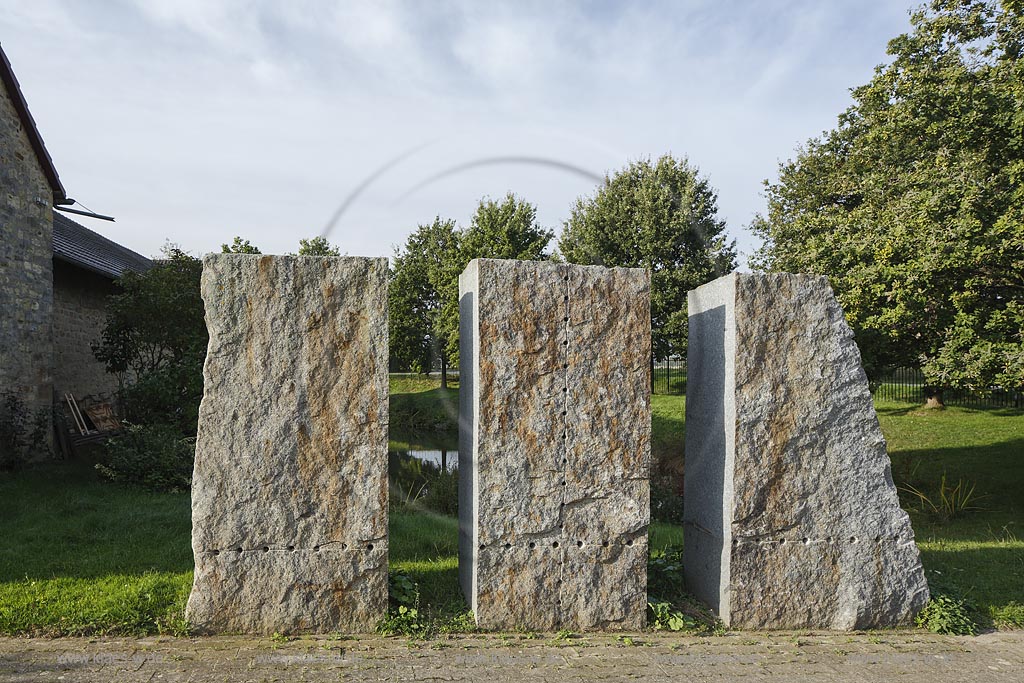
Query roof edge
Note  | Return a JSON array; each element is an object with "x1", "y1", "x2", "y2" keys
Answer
[{"x1": 0, "y1": 42, "x2": 67, "y2": 204}]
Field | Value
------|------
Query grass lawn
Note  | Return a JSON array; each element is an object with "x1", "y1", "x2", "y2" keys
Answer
[
  {"x1": 0, "y1": 377, "x2": 1019, "y2": 635},
  {"x1": 876, "y1": 401, "x2": 1024, "y2": 629},
  {"x1": 0, "y1": 462, "x2": 192, "y2": 635}
]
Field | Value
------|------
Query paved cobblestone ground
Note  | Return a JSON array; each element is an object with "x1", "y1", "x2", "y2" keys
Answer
[{"x1": 0, "y1": 631, "x2": 1021, "y2": 682}]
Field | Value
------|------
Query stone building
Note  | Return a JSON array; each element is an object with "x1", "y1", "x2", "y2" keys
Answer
[
  {"x1": 1, "y1": 43, "x2": 150, "y2": 444},
  {"x1": 52, "y1": 213, "x2": 152, "y2": 400}
]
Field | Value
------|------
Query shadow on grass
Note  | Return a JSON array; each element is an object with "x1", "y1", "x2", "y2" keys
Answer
[
  {"x1": 0, "y1": 461, "x2": 192, "y2": 582},
  {"x1": 390, "y1": 388, "x2": 460, "y2": 436},
  {"x1": 889, "y1": 438, "x2": 1024, "y2": 527},
  {"x1": 919, "y1": 544, "x2": 1024, "y2": 629}
]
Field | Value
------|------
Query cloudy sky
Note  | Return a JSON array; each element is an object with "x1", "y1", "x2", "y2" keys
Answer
[{"x1": 3, "y1": 1, "x2": 915, "y2": 265}]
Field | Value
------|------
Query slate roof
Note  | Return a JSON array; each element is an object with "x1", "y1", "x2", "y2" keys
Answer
[
  {"x1": 52, "y1": 213, "x2": 152, "y2": 279},
  {"x1": 0, "y1": 42, "x2": 66, "y2": 203}
]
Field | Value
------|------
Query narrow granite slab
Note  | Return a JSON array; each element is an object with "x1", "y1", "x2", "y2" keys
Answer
[
  {"x1": 683, "y1": 272, "x2": 929, "y2": 629},
  {"x1": 459, "y1": 259, "x2": 650, "y2": 630},
  {"x1": 185, "y1": 254, "x2": 388, "y2": 634}
]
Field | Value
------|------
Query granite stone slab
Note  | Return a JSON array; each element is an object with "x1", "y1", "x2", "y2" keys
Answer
[
  {"x1": 683, "y1": 272, "x2": 929, "y2": 629},
  {"x1": 459, "y1": 259, "x2": 650, "y2": 630},
  {"x1": 185, "y1": 254, "x2": 389, "y2": 634}
]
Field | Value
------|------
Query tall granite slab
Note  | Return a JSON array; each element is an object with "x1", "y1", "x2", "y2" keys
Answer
[
  {"x1": 459, "y1": 259, "x2": 651, "y2": 631},
  {"x1": 186, "y1": 254, "x2": 389, "y2": 634},
  {"x1": 683, "y1": 272, "x2": 929, "y2": 629}
]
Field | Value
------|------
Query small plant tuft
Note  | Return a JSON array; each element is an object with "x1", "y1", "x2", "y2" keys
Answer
[
  {"x1": 900, "y1": 473, "x2": 986, "y2": 522},
  {"x1": 915, "y1": 593, "x2": 978, "y2": 635}
]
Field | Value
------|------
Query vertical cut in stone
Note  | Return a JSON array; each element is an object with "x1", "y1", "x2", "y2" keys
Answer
[
  {"x1": 683, "y1": 272, "x2": 929, "y2": 630},
  {"x1": 185, "y1": 254, "x2": 389, "y2": 635},
  {"x1": 459, "y1": 259, "x2": 650, "y2": 630}
]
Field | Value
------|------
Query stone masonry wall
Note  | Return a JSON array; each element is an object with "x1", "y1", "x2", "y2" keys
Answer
[
  {"x1": 0, "y1": 74, "x2": 54, "y2": 422},
  {"x1": 52, "y1": 260, "x2": 118, "y2": 400}
]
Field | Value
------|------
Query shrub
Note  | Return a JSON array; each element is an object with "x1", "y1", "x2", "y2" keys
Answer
[
  {"x1": 95, "y1": 423, "x2": 195, "y2": 492},
  {"x1": 0, "y1": 391, "x2": 49, "y2": 471},
  {"x1": 648, "y1": 600, "x2": 696, "y2": 631},
  {"x1": 377, "y1": 570, "x2": 428, "y2": 637},
  {"x1": 650, "y1": 477, "x2": 684, "y2": 523},
  {"x1": 92, "y1": 247, "x2": 206, "y2": 438},
  {"x1": 421, "y1": 468, "x2": 458, "y2": 516},
  {"x1": 916, "y1": 593, "x2": 978, "y2": 635},
  {"x1": 646, "y1": 545, "x2": 721, "y2": 633}
]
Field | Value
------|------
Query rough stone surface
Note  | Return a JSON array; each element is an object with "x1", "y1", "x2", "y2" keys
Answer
[
  {"x1": 52, "y1": 260, "x2": 119, "y2": 399},
  {"x1": 459, "y1": 258, "x2": 650, "y2": 631},
  {"x1": 0, "y1": 70, "x2": 54, "y2": 427},
  {"x1": 4, "y1": 632, "x2": 1024, "y2": 683},
  {"x1": 186, "y1": 254, "x2": 389, "y2": 635},
  {"x1": 683, "y1": 272, "x2": 929, "y2": 630}
]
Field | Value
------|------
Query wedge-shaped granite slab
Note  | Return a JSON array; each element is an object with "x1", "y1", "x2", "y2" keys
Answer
[
  {"x1": 459, "y1": 259, "x2": 650, "y2": 630},
  {"x1": 684, "y1": 272, "x2": 929, "y2": 629},
  {"x1": 186, "y1": 254, "x2": 388, "y2": 634}
]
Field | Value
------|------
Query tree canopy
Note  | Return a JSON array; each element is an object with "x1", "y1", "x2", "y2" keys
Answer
[
  {"x1": 297, "y1": 236, "x2": 342, "y2": 256},
  {"x1": 219, "y1": 235, "x2": 342, "y2": 256},
  {"x1": 388, "y1": 193, "x2": 553, "y2": 377},
  {"x1": 752, "y1": 0, "x2": 1024, "y2": 392},
  {"x1": 388, "y1": 217, "x2": 462, "y2": 375},
  {"x1": 93, "y1": 245, "x2": 206, "y2": 434},
  {"x1": 559, "y1": 155, "x2": 736, "y2": 359},
  {"x1": 221, "y1": 236, "x2": 261, "y2": 254}
]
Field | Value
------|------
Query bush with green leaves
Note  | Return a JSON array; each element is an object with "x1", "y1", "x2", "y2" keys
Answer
[
  {"x1": 650, "y1": 478, "x2": 684, "y2": 524},
  {"x1": 646, "y1": 545, "x2": 720, "y2": 633},
  {"x1": 420, "y1": 468, "x2": 458, "y2": 516},
  {"x1": 648, "y1": 600, "x2": 697, "y2": 632},
  {"x1": 0, "y1": 391, "x2": 49, "y2": 471},
  {"x1": 93, "y1": 246, "x2": 206, "y2": 437},
  {"x1": 95, "y1": 423, "x2": 195, "y2": 492},
  {"x1": 916, "y1": 593, "x2": 978, "y2": 636},
  {"x1": 377, "y1": 570, "x2": 428, "y2": 637}
]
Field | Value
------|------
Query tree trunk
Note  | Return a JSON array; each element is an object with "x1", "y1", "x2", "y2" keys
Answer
[
  {"x1": 923, "y1": 386, "x2": 945, "y2": 409},
  {"x1": 440, "y1": 353, "x2": 448, "y2": 390}
]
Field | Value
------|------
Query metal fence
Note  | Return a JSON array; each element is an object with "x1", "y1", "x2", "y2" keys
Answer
[
  {"x1": 872, "y1": 367, "x2": 1022, "y2": 409},
  {"x1": 652, "y1": 359, "x2": 687, "y2": 395},
  {"x1": 652, "y1": 361, "x2": 1021, "y2": 408}
]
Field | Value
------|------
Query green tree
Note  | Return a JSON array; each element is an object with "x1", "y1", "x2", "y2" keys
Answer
[
  {"x1": 298, "y1": 236, "x2": 342, "y2": 256},
  {"x1": 221, "y1": 236, "x2": 261, "y2": 254},
  {"x1": 388, "y1": 218, "x2": 462, "y2": 385},
  {"x1": 751, "y1": 0, "x2": 1024, "y2": 405},
  {"x1": 92, "y1": 245, "x2": 207, "y2": 434},
  {"x1": 559, "y1": 155, "x2": 736, "y2": 359},
  {"x1": 389, "y1": 194, "x2": 553, "y2": 384}
]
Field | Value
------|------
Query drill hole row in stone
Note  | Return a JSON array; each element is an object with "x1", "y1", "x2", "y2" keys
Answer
[
  {"x1": 731, "y1": 536, "x2": 901, "y2": 546},
  {"x1": 480, "y1": 539, "x2": 635, "y2": 550},
  {"x1": 208, "y1": 543, "x2": 376, "y2": 555}
]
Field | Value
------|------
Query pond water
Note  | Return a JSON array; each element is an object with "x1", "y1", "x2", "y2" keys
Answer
[{"x1": 388, "y1": 430, "x2": 459, "y2": 501}]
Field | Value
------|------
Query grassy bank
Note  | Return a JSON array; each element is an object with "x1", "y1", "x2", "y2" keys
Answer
[{"x1": 0, "y1": 377, "x2": 1019, "y2": 635}]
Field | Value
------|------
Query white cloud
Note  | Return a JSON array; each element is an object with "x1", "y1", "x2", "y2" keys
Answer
[{"x1": 0, "y1": 0, "x2": 914, "y2": 265}]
